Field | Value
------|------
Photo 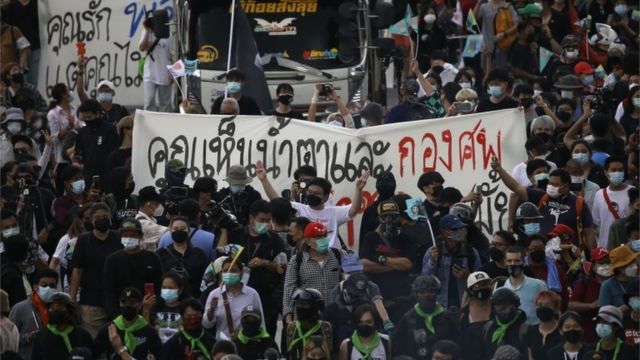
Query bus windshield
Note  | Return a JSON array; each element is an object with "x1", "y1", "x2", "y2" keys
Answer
[{"x1": 192, "y1": 0, "x2": 361, "y2": 71}]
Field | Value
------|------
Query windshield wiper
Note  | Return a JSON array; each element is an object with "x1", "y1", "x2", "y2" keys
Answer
[{"x1": 261, "y1": 54, "x2": 333, "y2": 79}]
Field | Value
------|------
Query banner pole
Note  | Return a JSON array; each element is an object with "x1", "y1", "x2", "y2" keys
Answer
[{"x1": 225, "y1": 0, "x2": 237, "y2": 98}]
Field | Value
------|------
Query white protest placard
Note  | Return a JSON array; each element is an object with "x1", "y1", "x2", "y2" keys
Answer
[
  {"x1": 132, "y1": 109, "x2": 527, "y2": 249},
  {"x1": 37, "y1": 0, "x2": 173, "y2": 106}
]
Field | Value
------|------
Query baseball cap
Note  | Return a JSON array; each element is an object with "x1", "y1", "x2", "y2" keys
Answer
[
  {"x1": 119, "y1": 287, "x2": 142, "y2": 302},
  {"x1": 97, "y1": 79, "x2": 115, "y2": 92},
  {"x1": 547, "y1": 224, "x2": 575, "y2": 238},
  {"x1": 590, "y1": 247, "x2": 609, "y2": 262},
  {"x1": 166, "y1": 159, "x2": 186, "y2": 173},
  {"x1": 241, "y1": 305, "x2": 262, "y2": 320},
  {"x1": 574, "y1": 61, "x2": 594, "y2": 75},
  {"x1": 377, "y1": 200, "x2": 400, "y2": 216},
  {"x1": 595, "y1": 305, "x2": 623, "y2": 328},
  {"x1": 467, "y1": 271, "x2": 491, "y2": 289},
  {"x1": 138, "y1": 186, "x2": 165, "y2": 204},
  {"x1": 120, "y1": 218, "x2": 143, "y2": 235},
  {"x1": 439, "y1": 214, "x2": 466, "y2": 230},
  {"x1": 303, "y1": 222, "x2": 329, "y2": 238},
  {"x1": 517, "y1": 3, "x2": 542, "y2": 17}
]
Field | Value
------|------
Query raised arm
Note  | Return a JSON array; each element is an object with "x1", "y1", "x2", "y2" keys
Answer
[
  {"x1": 410, "y1": 59, "x2": 435, "y2": 97},
  {"x1": 349, "y1": 171, "x2": 369, "y2": 218},
  {"x1": 76, "y1": 56, "x2": 89, "y2": 103},
  {"x1": 256, "y1": 160, "x2": 279, "y2": 200},
  {"x1": 490, "y1": 156, "x2": 529, "y2": 202},
  {"x1": 307, "y1": 85, "x2": 320, "y2": 122}
]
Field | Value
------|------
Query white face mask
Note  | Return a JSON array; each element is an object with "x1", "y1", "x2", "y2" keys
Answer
[
  {"x1": 533, "y1": 90, "x2": 543, "y2": 97},
  {"x1": 625, "y1": 263, "x2": 638, "y2": 277},
  {"x1": 424, "y1": 14, "x2": 437, "y2": 24},
  {"x1": 459, "y1": 82, "x2": 472, "y2": 89},
  {"x1": 2, "y1": 227, "x2": 19, "y2": 238},
  {"x1": 595, "y1": 264, "x2": 612, "y2": 277},
  {"x1": 121, "y1": 237, "x2": 140, "y2": 250},
  {"x1": 561, "y1": 90, "x2": 574, "y2": 99},
  {"x1": 546, "y1": 184, "x2": 561, "y2": 198},
  {"x1": 153, "y1": 203, "x2": 164, "y2": 217}
]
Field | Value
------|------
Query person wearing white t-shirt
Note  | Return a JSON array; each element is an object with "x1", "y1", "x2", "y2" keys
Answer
[
  {"x1": 138, "y1": 21, "x2": 172, "y2": 112},
  {"x1": 592, "y1": 157, "x2": 634, "y2": 248},
  {"x1": 256, "y1": 160, "x2": 368, "y2": 248}
]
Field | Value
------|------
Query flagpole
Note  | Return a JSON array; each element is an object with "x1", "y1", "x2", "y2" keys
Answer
[{"x1": 225, "y1": 0, "x2": 237, "y2": 98}]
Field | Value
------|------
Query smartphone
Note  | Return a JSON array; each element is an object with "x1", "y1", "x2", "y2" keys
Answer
[
  {"x1": 144, "y1": 283, "x2": 154, "y2": 297},
  {"x1": 454, "y1": 101, "x2": 473, "y2": 113},
  {"x1": 92, "y1": 175, "x2": 101, "y2": 190}
]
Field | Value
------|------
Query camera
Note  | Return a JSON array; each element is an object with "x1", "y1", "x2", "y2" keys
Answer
[
  {"x1": 318, "y1": 84, "x2": 333, "y2": 97},
  {"x1": 202, "y1": 200, "x2": 239, "y2": 230},
  {"x1": 589, "y1": 87, "x2": 614, "y2": 116},
  {"x1": 162, "y1": 186, "x2": 189, "y2": 215}
]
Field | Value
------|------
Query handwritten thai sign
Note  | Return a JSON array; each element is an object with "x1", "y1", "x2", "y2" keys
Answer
[
  {"x1": 132, "y1": 109, "x2": 527, "y2": 248},
  {"x1": 38, "y1": 0, "x2": 173, "y2": 105}
]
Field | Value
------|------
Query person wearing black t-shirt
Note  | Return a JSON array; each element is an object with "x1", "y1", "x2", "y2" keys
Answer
[
  {"x1": 211, "y1": 69, "x2": 262, "y2": 115},
  {"x1": 160, "y1": 298, "x2": 216, "y2": 360},
  {"x1": 475, "y1": 69, "x2": 519, "y2": 113},
  {"x1": 70, "y1": 203, "x2": 123, "y2": 338},
  {"x1": 269, "y1": 83, "x2": 305, "y2": 119},
  {"x1": 417, "y1": 171, "x2": 448, "y2": 239},
  {"x1": 105, "y1": 115, "x2": 133, "y2": 176},
  {"x1": 228, "y1": 200, "x2": 286, "y2": 338}
]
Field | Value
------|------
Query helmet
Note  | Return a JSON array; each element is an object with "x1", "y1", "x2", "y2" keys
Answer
[
  {"x1": 450, "y1": 202, "x2": 473, "y2": 222},
  {"x1": 49, "y1": 292, "x2": 76, "y2": 310},
  {"x1": 293, "y1": 288, "x2": 324, "y2": 309},
  {"x1": 490, "y1": 288, "x2": 520, "y2": 307},
  {"x1": 588, "y1": 23, "x2": 618, "y2": 50},
  {"x1": 412, "y1": 275, "x2": 441, "y2": 293},
  {"x1": 515, "y1": 202, "x2": 542, "y2": 220}
]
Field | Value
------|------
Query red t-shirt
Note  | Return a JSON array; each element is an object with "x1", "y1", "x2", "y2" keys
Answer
[{"x1": 570, "y1": 277, "x2": 601, "y2": 343}]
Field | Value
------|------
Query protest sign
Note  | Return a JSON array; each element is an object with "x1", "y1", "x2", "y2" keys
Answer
[{"x1": 132, "y1": 109, "x2": 527, "y2": 249}]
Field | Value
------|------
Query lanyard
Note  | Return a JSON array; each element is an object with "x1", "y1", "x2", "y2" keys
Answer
[{"x1": 596, "y1": 338, "x2": 622, "y2": 360}]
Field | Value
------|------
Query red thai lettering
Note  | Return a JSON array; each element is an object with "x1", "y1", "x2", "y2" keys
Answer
[{"x1": 398, "y1": 136, "x2": 415, "y2": 177}]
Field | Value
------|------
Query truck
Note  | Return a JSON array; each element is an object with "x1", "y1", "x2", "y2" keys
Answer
[{"x1": 172, "y1": 0, "x2": 395, "y2": 114}]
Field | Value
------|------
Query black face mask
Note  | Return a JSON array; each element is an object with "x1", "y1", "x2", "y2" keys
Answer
[
  {"x1": 530, "y1": 250, "x2": 546, "y2": 263},
  {"x1": 555, "y1": 111, "x2": 572, "y2": 123},
  {"x1": 278, "y1": 94, "x2": 293, "y2": 106},
  {"x1": 526, "y1": 33, "x2": 536, "y2": 43},
  {"x1": 535, "y1": 306, "x2": 555, "y2": 322},
  {"x1": 295, "y1": 306, "x2": 318, "y2": 322},
  {"x1": 470, "y1": 288, "x2": 492, "y2": 300},
  {"x1": 241, "y1": 320, "x2": 261, "y2": 337},
  {"x1": 356, "y1": 324, "x2": 375, "y2": 338},
  {"x1": 13, "y1": 148, "x2": 30, "y2": 159},
  {"x1": 306, "y1": 194, "x2": 322, "y2": 207},
  {"x1": 431, "y1": 65, "x2": 444, "y2": 74},
  {"x1": 93, "y1": 218, "x2": 111, "y2": 232},
  {"x1": 490, "y1": 247, "x2": 505, "y2": 262},
  {"x1": 563, "y1": 329, "x2": 582, "y2": 343},
  {"x1": 11, "y1": 73, "x2": 24, "y2": 84},
  {"x1": 496, "y1": 307, "x2": 517, "y2": 323},
  {"x1": 121, "y1": 306, "x2": 138, "y2": 321},
  {"x1": 570, "y1": 183, "x2": 582, "y2": 192},
  {"x1": 48, "y1": 310, "x2": 68, "y2": 325},
  {"x1": 432, "y1": 185, "x2": 443, "y2": 198},
  {"x1": 535, "y1": 133, "x2": 552, "y2": 144},
  {"x1": 507, "y1": 264, "x2": 524, "y2": 277},
  {"x1": 376, "y1": 182, "x2": 396, "y2": 199},
  {"x1": 85, "y1": 119, "x2": 101, "y2": 128},
  {"x1": 83, "y1": 220, "x2": 94, "y2": 232},
  {"x1": 418, "y1": 297, "x2": 437, "y2": 312},
  {"x1": 536, "y1": 179, "x2": 549, "y2": 189},
  {"x1": 172, "y1": 230, "x2": 189, "y2": 243},
  {"x1": 520, "y1": 97, "x2": 534, "y2": 108}
]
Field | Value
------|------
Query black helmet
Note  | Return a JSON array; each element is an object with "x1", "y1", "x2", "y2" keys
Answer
[
  {"x1": 412, "y1": 275, "x2": 441, "y2": 293},
  {"x1": 491, "y1": 288, "x2": 520, "y2": 307},
  {"x1": 49, "y1": 292, "x2": 76, "y2": 310},
  {"x1": 341, "y1": 273, "x2": 370, "y2": 304},
  {"x1": 450, "y1": 202, "x2": 473, "y2": 222},
  {"x1": 515, "y1": 202, "x2": 543, "y2": 220},
  {"x1": 293, "y1": 288, "x2": 324, "y2": 309}
]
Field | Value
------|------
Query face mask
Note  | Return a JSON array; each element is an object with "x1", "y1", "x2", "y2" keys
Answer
[
  {"x1": 563, "y1": 329, "x2": 582, "y2": 343},
  {"x1": 633, "y1": 98, "x2": 640, "y2": 109},
  {"x1": 595, "y1": 264, "x2": 612, "y2": 277},
  {"x1": 70, "y1": 179, "x2": 85, "y2": 194},
  {"x1": 315, "y1": 237, "x2": 330, "y2": 253},
  {"x1": 296, "y1": 306, "x2": 318, "y2": 321},
  {"x1": 96, "y1": 92, "x2": 113, "y2": 103},
  {"x1": 524, "y1": 223, "x2": 541, "y2": 236},
  {"x1": 93, "y1": 218, "x2": 111, "y2": 232},
  {"x1": 495, "y1": 306, "x2": 516, "y2": 322},
  {"x1": 570, "y1": 175, "x2": 585, "y2": 184},
  {"x1": 10, "y1": 73, "x2": 24, "y2": 84},
  {"x1": 419, "y1": 297, "x2": 437, "y2": 312},
  {"x1": 629, "y1": 296, "x2": 640, "y2": 311},
  {"x1": 470, "y1": 288, "x2": 492, "y2": 300},
  {"x1": 534, "y1": 173, "x2": 549, "y2": 185},
  {"x1": 507, "y1": 264, "x2": 524, "y2": 277},
  {"x1": 37, "y1": 286, "x2": 56, "y2": 303},
  {"x1": 171, "y1": 229, "x2": 189, "y2": 243},
  {"x1": 546, "y1": 184, "x2": 561, "y2": 198},
  {"x1": 565, "y1": 50, "x2": 578, "y2": 59},
  {"x1": 536, "y1": 306, "x2": 555, "y2": 322},
  {"x1": 630, "y1": 239, "x2": 640, "y2": 252},
  {"x1": 121, "y1": 306, "x2": 138, "y2": 321},
  {"x1": 572, "y1": 153, "x2": 589, "y2": 165},
  {"x1": 608, "y1": 171, "x2": 625, "y2": 185},
  {"x1": 85, "y1": 118, "x2": 101, "y2": 128},
  {"x1": 614, "y1": 4, "x2": 628, "y2": 15},
  {"x1": 490, "y1": 247, "x2": 505, "y2": 262},
  {"x1": 278, "y1": 94, "x2": 293, "y2": 105},
  {"x1": 306, "y1": 194, "x2": 322, "y2": 207},
  {"x1": 624, "y1": 263, "x2": 638, "y2": 277},
  {"x1": 450, "y1": 228, "x2": 467, "y2": 242},
  {"x1": 583, "y1": 75, "x2": 594, "y2": 86},
  {"x1": 161, "y1": 288, "x2": 179, "y2": 303},
  {"x1": 6, "y1": 122, "x2": 22, "y2": 135},
  {"x1": 556, "y1": 110, "x2": 572, "y2": 123},
  {"x1": 530, "y1": 249, "x2": 546, "y2": 263},
  {"x1": 48, "y1": 310, "x2": 68, "y2": 325},
  {"x1": 459, "y1": 82, "x2": 471, "y2": 89},
  {"x1": 488, "y1": 86, "x2": 503, "y2": 97},
  {"x1": 356, "y1": 324, "x2": 375, "y2": 338},
  {"x1": 227, "y1": 81, "x2": 242, "y2": 93},
  {"x1": 67, "y1": 91, "x2": 76, "y2": 103},
  {"x1": 183, "y1": 315, "x2": 202, "y2": 331},
  {"x1": 253, "y1": 222, "x2": 269, "y2": 235},
  {"x1": 242, "y1": 320, "x2": 261, "y2": 337},
  {"x1": 423, "y1": 14, "x2": 437, "y2": 24},
  {"x1": 2, "y1": 227, "x2": 19, "y2": 238},
  {"x1": 560, "y1": 90, "x2": 574, "y2": 99},
  {"x1": 222, "y1": 272, "x2": 241, "y2": 285},
  {"x1": 596, "y1": 323, "x2": 612, "y2": 339},
  {"x1": 229, "y1": 184, "x2": 245, "y2": 193},
  {"x1": 121, "y1": 237, "x2": 139, "y2": 250},
  {"x1": 533, "y1": 90, "x2": 543, "y2": 97},
  {"x1": 153, "y1": 203, "x2": 165, "y2": 217}
]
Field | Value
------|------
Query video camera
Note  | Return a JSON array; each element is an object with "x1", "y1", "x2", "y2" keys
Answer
[
  {"x1": 143, "y1": 9, "x2": 170, "y2": 39},
  {"x1": 163, "y1": 186, "x2": 189, "y2": 215},
  {"x1": 202, "y1": 200, "x2": 239, "y2": 230},
  {"x1": 589, "y1": 87, "x2": 615, "y2": 116}
]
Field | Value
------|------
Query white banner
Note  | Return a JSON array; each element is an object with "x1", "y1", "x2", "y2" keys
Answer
[
  {"x1": 37, "y1": 0, "x2": 173, "y2": 105},
  {"x1": 132, "y1": 109, "x2": 527, "y2": 249}
]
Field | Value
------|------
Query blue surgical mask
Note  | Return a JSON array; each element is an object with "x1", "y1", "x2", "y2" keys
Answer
[
  {"x1": 459, "y1": 82, "x2": 471, "y2": 89},
  {"x1": 68, "y1": 91, "x2": 76, "y2": 103},
  {"x1": 222, "y1": 272, "x2": 241, "y2": 285},
  {"x1": 488, "y1": 86, "x2": 503, "y2": 97},
  {"x1": 524, "y1": 223, "x2": 541, "y2": 236},
  {"x1": 572, "y1": 153, "x2": 590, "y2": 165},
  {"x1": 253, "y1": 222, "x2": 269, "y2": 235},
  {"x1": 595, "y1": 323, "x2": 612, "y2": 339},
  {"x1": 6, "y1": 122, "x2": 22, "y2": 135},
  {"x1": 121, "y1": 237, "x2": 139, "y2": 250},
  {"x1": 2, "y1": 227, "x2": 19, "y2": 238},
  {"x1": 630, "y1": 239, "x2": 640, "y2": 252},
  {"x1": 608, "y1": 171, "x2": 625, "y2": 185},
  {"x1": 614, "y1": 4, "x2": 628, "y2": 15},
  {"x1": 533, "y1": 173, "x2": 549, "y2": 182},
  {"x1": 561, "y1": 90, "x2": 573, "y2": 99},
  {"x1": 315, "y1": 237, "x2": 330, "y2": 253},
  {"x1": 160, "y1": 288, "x2": 179, "y2": 303},
  {"x1": 229, "y1": 184, "x2": 245, "y2": 193},
  {"x1": 227, "y1": 81, "x2": 242, "y2": 93},
  {"x1": 96, "y1": 92, "x2": 113, "y2": 103},
  {"x1": 583, "y1": 75, "x2": 594, "y2": 85},
  {"x1": 71, "y1": 179, "x2": 85, "y2": 194},
  {"x1": 37, "y1": 286, "x2": 56, "y2": 303},
  {"x1": 629, "y1": 296, "x2": 640, "y2": 311}
]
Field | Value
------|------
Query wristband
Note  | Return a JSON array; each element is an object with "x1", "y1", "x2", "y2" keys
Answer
[{"x1": 117, "y1": 346, "x2": 128, "y2": 355}]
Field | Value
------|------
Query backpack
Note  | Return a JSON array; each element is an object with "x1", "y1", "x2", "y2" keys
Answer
[{"x1": 494, "y1": 3, "x2": 516, "y2": 50}]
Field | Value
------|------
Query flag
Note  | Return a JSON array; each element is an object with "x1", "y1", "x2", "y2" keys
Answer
[
  {"x1": 405, "y1": 198, "x2": 427, "y2": 220},
  {"x1": 389, "y1": 5, "x2": 417, "y2": 36},
  {"x1": 539, "y1": 47, "x2": 553, "y2": 72},
  {"x1": 462, "y1": 35, "x2": 483, "y2": 58},
  {"x1": 166, "y1": 60, "x2": 186, "y2": 78},
  {"x1": 231, "y1": 3, "x2": 274, "y2": 113},
  {"x1": 452, "y1": 1, "x2": 463, "y2": 27},
  {"x1": 595, "y1": 64, "x2": 606, "y2": 79},
  {"x1": 466, "y1": 9, "x2": 479, "y2": 34},
  {"x1": 183, "y1": 59, "x2": 199, "y2": 75}
]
